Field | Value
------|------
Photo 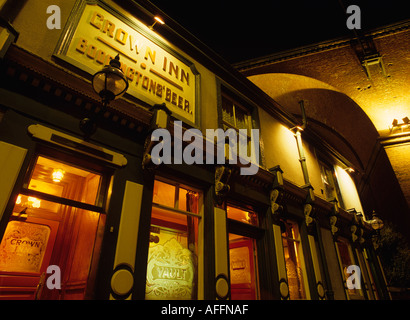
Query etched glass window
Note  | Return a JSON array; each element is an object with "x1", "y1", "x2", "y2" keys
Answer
[
  {"x1": 145, "y1": 179, "x2": 202, "y2": 300},
  {"x1": 282, "y1": 220, "x2": 306, "y2": 300}
]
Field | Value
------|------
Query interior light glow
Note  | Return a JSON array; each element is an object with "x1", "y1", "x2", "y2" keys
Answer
[
  {"x1": 27, "y1": 197, "x2": 41, "y2": 208},
  {"x1": 52, "y1": 169, "x2": 65, "y2": 182}
]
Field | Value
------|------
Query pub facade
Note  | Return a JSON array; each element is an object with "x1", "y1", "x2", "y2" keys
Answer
[{"x1": 0, "y1": 0, "x2": 390, "y2": 300}]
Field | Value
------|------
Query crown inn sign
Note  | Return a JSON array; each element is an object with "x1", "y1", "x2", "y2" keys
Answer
[{"x1": 54, "y1": 0, "x2": 200, "y2": 126}]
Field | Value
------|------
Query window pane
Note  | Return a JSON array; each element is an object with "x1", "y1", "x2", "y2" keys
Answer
[
  {"x1": 234, "y1": 107, "x2": 248, "y2": 130},
  {"x1": 152, "y1": 180, "x2": 175, "y2": 208},
  {"x1": 28, "y1": 156, "x2": 102, "y2": 206},
  {"x1": 146, "y1": 180, "x2": 201, "y2": 300},
  {"x1": 227, "y1": 206, "x2": 258, "y2": 226},
  {"x1": 14, "y1": 194, "x2": 62, "y2": 219},
  {"x1": 222, "y1": 96, "x2": 235, "y2": 126},
  {"x1": 146, "y1": 207, "x2": 198, "y2": 300},
  {"x1": 337, "y1": 240, "x2": 362, "y2": 298},
  {"x1": 282, "y1": 221, "x2": 306, "y2": 300},
  {"x1": 229, "y1": 234, "x2": 259, "y2": 300}
]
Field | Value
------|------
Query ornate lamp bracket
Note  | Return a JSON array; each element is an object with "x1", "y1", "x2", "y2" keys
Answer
[
  {"x1": 348, "y1": 209, "x2": 359, "y2": 243},
  {"x1": 142, "y1": 103, "x2": 172, "y2": 171},
  {"x1": 303, "y1": 184, "x2": 315, "y2": 230},
  {"x1": 329, "y1": 198, "x2": 339, "y2": 238},
  {"x1": 269, "y1": 166, "x2": 285, "y2": 221},
  {"x1": 215, "y1": 165, "x2": 232, "y2": 205}
]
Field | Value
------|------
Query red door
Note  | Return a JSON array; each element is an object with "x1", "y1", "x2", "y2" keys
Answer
[
  {"x1": 0, "y1": 216, "x2": 59, "y2": 300},
  {"x1": 229, "y1": 237, "x2": 257, "y2": 300}
]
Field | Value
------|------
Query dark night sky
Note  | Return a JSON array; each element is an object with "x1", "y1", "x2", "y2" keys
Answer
[{"x1": 149, "y1": 0, "x2": 410, "y2": 63}]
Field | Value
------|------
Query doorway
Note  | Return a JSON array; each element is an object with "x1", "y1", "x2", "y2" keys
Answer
[
  {"x1": 226, "y1": 205, "x2": 261, "y2": 300},
  {"x1": 0, "y1": 153, "x2": 109, "y2": 299}
]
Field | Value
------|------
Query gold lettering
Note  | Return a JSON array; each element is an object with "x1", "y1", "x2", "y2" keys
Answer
[
  {"x1": 144, "y1": 47, "x2": 156, "y2": 65},
  {"x1": 185, "y1": 100, "x2": 190, "y2": 114},
  {"x1": 169, "y1": 61, "x2": 179, "y2": 79},
  {"x1": 149, "y1": 79, "x2": 156, "y2": 94},
  {"x1": 178, "y1": 96, "x2": 183, "y2": 109},
  {"x1": 126, "y1": 67, "x2": 135, "y2": 81},
  {"x1": 165, "y1": 88, "x2": 171, "y2": 102},
  {"x1": 90, "y1": 11, "x2": 104, "y2": 29},
  {"x1": 76, "y1": 38, "x2": 87, "y2": 54},
  {"x1": 96, "y1": 49, "x2": 106, "y2": 64},
  {"x1": 162, "y1": 57, "x2": 167, "y2": 71},
  {"x1": 172, "y1": 92, "x2": 177, "y2": 105},
  {"x1": 156, "y1": 84, "x2": 163, "y2": 98},
  {"x1": 142, "y1": 76, "x2": 149, "y2": 89},
  {"x1": 102, "y1": 19, "x2": 115, "y2": 38},
  {"x1": 129, "y1": 35, "x2": 139, "y2": 54},
  {"x1": 181, "y1": 69, "x2": 189, "y2": 86},
  {"x1": 115, "y1": 28, "x2": 128, "y2": 45},
  {"x1": 134, "y1": 71, "x2": 142, "y2": 85},
  {"x1": 86, "y1": 44, "x2": 97, "y2": 59}
]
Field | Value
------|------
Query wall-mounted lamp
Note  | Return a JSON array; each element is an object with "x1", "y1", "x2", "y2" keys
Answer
[
  {"x1": 344, "y1": 167, "x2": 355, "y2": 173},
  {"x1": 290, "y1": 125, "x2": 304, "y2": 132},
  {"x1": 369, "y1": 210, "x2": 384, "y2": 230},
  {"x1": 390, "y1": 116, "x2": 410, "y2": 134},
  {"x1": 150, "y1": 16, "x2": 165, "y2": 30},
  {"x1": 81, "y1": 54, "x2": 129, "y2": 139},
  {"x1": 368, "y1": 210, "x2": 384, "y2": 249}
]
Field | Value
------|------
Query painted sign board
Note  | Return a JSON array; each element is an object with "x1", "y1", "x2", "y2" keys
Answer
[{"x1": 54, "y1": 1, "x2": 200, "y2": 126}]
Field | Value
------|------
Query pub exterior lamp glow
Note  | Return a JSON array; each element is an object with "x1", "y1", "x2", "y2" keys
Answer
[
  {"x1": 150, "y1": 16, "x2": 165, "y2": 30},
  {"x1": 92, "y1": 54, "x2": 128, "y2": 105},
  {"x1": 81, "y1": 54, "x2": 128, "y2": 138}
]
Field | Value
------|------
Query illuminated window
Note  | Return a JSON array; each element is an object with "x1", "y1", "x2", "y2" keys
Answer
[
  {"x1": 145, "y1": 179, "x2": 202, "y2": 300},
  {"x1": 0, "y1": 153, "x2": 109, "y2": 300},
  {"x1": 281, "y1": 220, "x2": 306, "y2": 300},
  {"x1": 28, "y1": 156, "x2": 103, "y2": 206},
  {"x1": 319, "y1": 161, "x2": 345, "y2": 209},
  {"x1": 336, "y1": 239, "x2": 363, "y2": 299},
  {"x1": 221, "y1": 92, "x2": 256, "y2": 159},
  {"x1": 227, "y1": 205, "x2": 258, "y2": 226}
]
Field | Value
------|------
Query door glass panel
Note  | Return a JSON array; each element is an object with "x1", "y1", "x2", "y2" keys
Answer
[
  {"x1": 0, "y1": 154, "x2": 108, "y2": 300},
  {"x1": 146, "y1": 180, "x2": 201, "y2": 300},
  {"x1": 0, "y1": 221, "x2": 50, "y2": 273},
  {"x1": 229, "y1": 233, "x2": 259, "y2": 300},
  {"x1": 28, "y1": 156, "x2": 102, "y2": 206}
]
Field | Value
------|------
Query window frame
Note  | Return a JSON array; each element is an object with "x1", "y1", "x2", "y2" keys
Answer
[
  {"x1": 20, "y1": 147, "x2": 113, "y2": 214},
  {"x1": 145, "y1": 176, "x2": 204, "y2": 300},
  {"x1": 318, "y1": 159, "x2": 345, "y2": 209},
  {"x1": 218, "y1": 88, "x2": 262, "y2": 164},
  {"x1": 280, "y1": 219, "x2": 309, "y2": 300}
]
